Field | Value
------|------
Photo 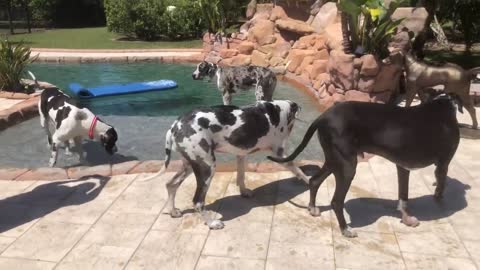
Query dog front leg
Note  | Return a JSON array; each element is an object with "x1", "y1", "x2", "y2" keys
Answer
[
  {"x1": 49, "y1": 136, "x2": 62, "y2": 167},
  {"x1": 222, "y1": 93, "x2": 232, "y2": 105},
  {"x1": 71, "y1": 136, "x2": 86, "y2": 163},
  {"x1": 396, "y1": 165, "x2": 419, "y2": 227},
  {"x1": 236, "y1": 156, "x2": 253, "y2": 197},
  {"x1": 272, "y1": 147, "x2": 309, "y2": 184}
]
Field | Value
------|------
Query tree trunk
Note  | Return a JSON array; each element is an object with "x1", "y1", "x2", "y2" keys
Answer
[
  {"x1": 24, "y1": 0, "x2": 32, "y2": 33},
  {"x1": 341, "y1": 11, "x2": 353, "y2": 54},
  {"x1": 6, "y1": 0, "x2": 14, "y2": 35}
]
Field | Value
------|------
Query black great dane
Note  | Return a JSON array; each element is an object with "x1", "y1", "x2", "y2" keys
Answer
[{"x1": 269, "y1": 94, "x2": 460, "y2": 237}]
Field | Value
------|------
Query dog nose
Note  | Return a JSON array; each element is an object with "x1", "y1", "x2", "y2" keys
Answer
[{"x1": 192, "y1": 74, "x2": 196, "y2": 79}]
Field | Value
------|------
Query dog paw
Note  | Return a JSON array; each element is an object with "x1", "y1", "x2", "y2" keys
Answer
[
  {"x1": 48, "y1": 159, "x2": 56, "y2": 167},
  {"x1": 341, "y1": 227, "x2": 358, "y2": 238},
  {"x1": 170, "y1": 208, "x2": 183, "y2": 218},
  {"x1": 240, "y1": 188, "x2": 253, "y2": 198},
  {"x1": 402, "y1": 215, "x2": 420, "y2": 227},
  {"x1": 208, "y1": 219, "x2": 224, "y2": 230},
  {"x1": 308, "y1": 206, "x2": 321, "y2": 217}
]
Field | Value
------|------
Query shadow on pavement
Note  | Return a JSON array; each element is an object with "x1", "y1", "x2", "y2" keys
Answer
[
  {"x1": 345, "y1": 177, "x2": 470, "y2": 228},
  {"x1": 0, "y1": 175, "x2": 110, "y2": 233}
]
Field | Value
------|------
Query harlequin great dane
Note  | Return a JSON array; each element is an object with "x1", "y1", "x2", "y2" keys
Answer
[
  {"x1": 143, "y1": 100, "x2": 309, "y2": 229},
  {"x1": 192, "y1": 61, "x2": 277, "y2": 105},
  {"x1": 269, "y1": 95, "x2": 460, "y2": 237},
  {"x1": 38, "y1": 88, "x2": 118, "y2": 167}
]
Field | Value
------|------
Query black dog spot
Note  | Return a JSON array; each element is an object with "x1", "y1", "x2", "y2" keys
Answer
[
  {"x1": 210, "y1": 124, "x2": 222, "y2": 133},
  {"x1": 199, "y1": 139, "x2": 210, "y2": 153},
  {"x1": 264, "y1": 103, "x2": 281, "y2": 127},
  {"x1": 226, "y1": 108, "x2": 269, "y2": 149},
  {"x1": 198, "y1": 117, "x2": 210, "y2": 129},
  {"x1": 213, "y1": 106, "x2": 237, "y2": 126},
  {"x1": 55, "y1": 106, "x2": 71, "y2": 129}
]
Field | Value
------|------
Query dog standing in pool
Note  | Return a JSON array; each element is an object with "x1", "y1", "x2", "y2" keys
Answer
[
  {"x1": 38, "y1": 88, "x2": 118, "y2": 167},
  {"x1": 143, "y1": 100, "x2": 309, "y2": 229},
  {"x1": 192, "y1": 61, "x2": 277, "y2": 105}
]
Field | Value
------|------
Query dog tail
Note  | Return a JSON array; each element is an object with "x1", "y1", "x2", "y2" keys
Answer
[
  {"x1": 267, "y1": 116, "x2": 322, "y2": 163},
  {"x1": 468, "y1": 67, "x2": 480, "y2": 79},
  {"x1": 139, "y1": 129, "x2": 174, "y2": 182}
]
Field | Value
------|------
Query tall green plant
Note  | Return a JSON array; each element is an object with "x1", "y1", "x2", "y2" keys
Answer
[
  {"x1": 338, "y1": 0, "x2": 406, "y2": 58},
  {"x1": 194, "y1": 0, "x2": 223, "y2": 34},
  {"x1": 0, "y1": 40, "x2": 37, "y2": 92}
]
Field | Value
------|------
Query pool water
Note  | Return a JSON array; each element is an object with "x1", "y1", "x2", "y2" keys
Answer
[{"x1": 0, "y1": 62, "x2": 324, "y2": 168}]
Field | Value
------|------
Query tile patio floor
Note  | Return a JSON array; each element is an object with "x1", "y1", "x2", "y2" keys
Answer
[
  {"x1": 0, "y1": 151, "x2": 479, "y2": 270},
  {"x1": 0, "y1": 109, "x2": 478, "y2": 270}
]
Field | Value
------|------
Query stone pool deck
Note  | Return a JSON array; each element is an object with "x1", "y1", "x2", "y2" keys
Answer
[
  {"x1": 31, "y1": 48, "x2": 204, "y2": 63},
  {"x1": 0, "y1": 112, "x2": 478, "y2": 269}
]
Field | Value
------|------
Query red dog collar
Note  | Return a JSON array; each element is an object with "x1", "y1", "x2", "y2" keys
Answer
[{"x1": 88, "y1": 116, "x2": 98, "y2": 139}]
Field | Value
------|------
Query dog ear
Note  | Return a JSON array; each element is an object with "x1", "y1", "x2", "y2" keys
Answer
[{"x1": 207, "y1": 63, "x2": 217, "y2": 78}]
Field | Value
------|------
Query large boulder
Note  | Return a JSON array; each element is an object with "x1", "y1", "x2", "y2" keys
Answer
[
  {"x1": 286, "y1": 49, "x2": 316, "y2": 72},
  {"x1": 237, "y1": 41, "x2": 255, "y2": 55},
  {"x1": 276, "y1": 19, "x2": 315, "y2": 35},
  {"x1": 327, "y1": 50, "x2": 355, "y2": 90},
  {"x1": 270, "y1": 5, "x2": 288, "y2": 21},
  {"x1": 219, "y1": 49, "x2": 239, "y2": 59},
  {"x1": 391, "y1": 7, "x2": 428, "y2": 36},
  {"x1": 359, "y1": 54, "x2": 379, "y2": 76},
  {"x1": 372, "y1": 62, "x2": 402, "y2": 93},
  {"x1": 311, "y1": 2, "x2": 338, "y2": 33},
  {"x1": 246, "y1": 0, "x2": 257, "y2": 19},
  {"x1": 345, "y1": 90, "x2": 371, "y2": 102},
  {"x1": 230, "y1": 54, "x2": 252, "y2": 66},
  {"x1": 251, "y1": 50, "x2": 269, "y2": 67},
  {"x1": 310, "y1": 60, "x2": 328, "y2": 79},
  {"x1": 324, "y1": 22, "x2": 343, "y2": 50},
  {"x1": 248, "y1": 19, "x2": 276, "y2": 46}
]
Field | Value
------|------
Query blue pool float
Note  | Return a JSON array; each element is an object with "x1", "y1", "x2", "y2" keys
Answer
[{"x1": 68, "y1": 80, "x2": 178, "y2": 99}]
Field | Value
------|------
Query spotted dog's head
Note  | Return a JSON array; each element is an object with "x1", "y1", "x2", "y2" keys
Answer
[
  {"x1": 192, "y1": 61, "x2": 218, "y2": 80},
  {"x1": 100, "y1": 127, "x2": 118, "y2": 155}
]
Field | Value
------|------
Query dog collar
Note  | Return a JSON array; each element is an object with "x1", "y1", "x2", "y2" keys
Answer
[{"x1": 88, "y1": 116, "x2": 98, "y2": 139}]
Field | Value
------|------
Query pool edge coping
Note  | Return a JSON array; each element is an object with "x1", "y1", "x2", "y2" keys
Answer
[{"x1": 0, "y1": 156, "x2": 377, "y2": 181}]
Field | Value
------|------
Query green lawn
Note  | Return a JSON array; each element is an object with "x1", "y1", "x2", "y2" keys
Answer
[
  {"x1": 424, "y1": 50, "x2": 480, "y2": 69},
  {"x1": 1, "y1": 27, "x2": 203, "y2": 49}
]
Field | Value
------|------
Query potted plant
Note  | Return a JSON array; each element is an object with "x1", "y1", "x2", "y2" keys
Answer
[{"x1": 324, "y1": 0, "x2": 407, "y2": 103}]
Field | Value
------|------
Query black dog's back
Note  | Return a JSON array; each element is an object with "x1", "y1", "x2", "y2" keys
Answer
[
  {"x1": 40, "y1": 88, "x2": 79, "y2": 117},
  {"x1": 323, "y1": 100, "x2": 459, "y2": 168},
  {"x1": 270, "y1": 98, "x2": 459, "y2": 169}
]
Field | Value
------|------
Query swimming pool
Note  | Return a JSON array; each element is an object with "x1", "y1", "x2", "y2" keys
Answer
[{"x1": 0, "y1": 62, "x2": 325, "y2": 168}]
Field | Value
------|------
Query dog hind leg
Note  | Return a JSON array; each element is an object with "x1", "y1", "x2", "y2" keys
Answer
[
  {"x1": 164, "y1": 159, "x2": 193, "y2": 218},
  {"x1": 189, "y1": 153, "x2": 223, "y2": 229},
  {"x1": 308, "y1": 164, "x2": 332, "y2": 216},
  {"x1": 396, "y1": 165, "x2": 419, "y2": 227},
  {"x1": 462, "y1": 95, "x2": 478, "y2": 129},
  {"x1": 236, "y1": 156, "x2": 252, "y2": 197},
  {"x1": 329, "y1": 148, "x2": 358, "y2": 238}
]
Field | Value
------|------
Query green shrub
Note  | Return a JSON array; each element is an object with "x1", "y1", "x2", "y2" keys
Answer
[
  {"x1": 159, "y1": 1, "x2": 206, "y2": 39},
  {"x1": 0, "y1": 40, "x2": 37, "y2": 92},
  {"x1": 105, "y1": 0, "x2": 205, "y2": 40},
  {"x1": 338, "y1": 0, "x2": 406, "y2": 58}
]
